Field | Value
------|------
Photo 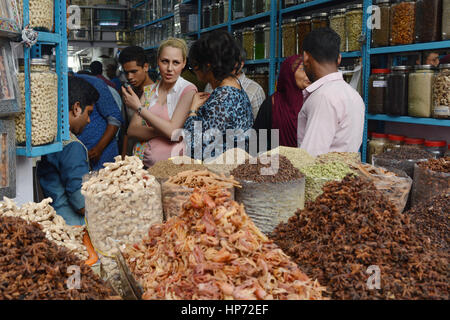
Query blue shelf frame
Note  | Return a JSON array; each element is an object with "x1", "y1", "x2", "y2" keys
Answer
[
  {"x1": 17, "y1": 0, "x2": 69, "y2": 157},
  {"x1": 367, "y1": 115, "x2": 450, "y2": 127}
]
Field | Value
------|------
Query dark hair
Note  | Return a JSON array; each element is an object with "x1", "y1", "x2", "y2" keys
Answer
[
  {"x1": 303, "y1": 27, "x2": 341, "y2": 64},
  {"x1": 89, "y1": 61, "x2": 103, "y2": 75},
  {"x1": 69, "y1": 77, "x2": 99, "y2": 112},
  {"x1": 188, "y1": 30, "x2": 240, "y2": 82},
  {"x1": 118, "y1": 46, "x2": 147, "y2": 67}
]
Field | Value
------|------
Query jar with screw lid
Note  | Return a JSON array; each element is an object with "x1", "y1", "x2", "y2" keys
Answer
[
  {"x1": 346, "y1": 4, "x2": 363, "y2": 52},
  {"x1": 390, "y1": 0, "x2": 416, "y2": 45},
  {"x1": 202, "y1": 5, "x2": 210, "y2": 28},
  {"x1": 385, "y1": 134, "x2": 405, "y2": 152},
  {"x1": 330, "y1": 8, "x2": 347, "y2": 52},
  {"x1": 282, "y1": 18, "x2": 297, "y2": 57},
  {"x1": 243, "y1": 27, "x2": 255, "y2": 60},
  {"x1": 386, "y1": 66, "x2": 410, "y2": 116},
  {"x1": 211, "y1": 3, "x2": 219, "y2": 26},
  {"x1": 443, "y1": 0, "x2": 450, "y2": 39},
  {"x1": 368, "y1": 133, "x2": 389, "y2": 164},
  {"x1": 254, "y1": 24, "x2": 267, "y2": 60},
  {"x1": 296, "y1": 16, "x2": 311, "y2": 54},
  {"x1": 233, "y1": 0, "x2": 245, "y2": 19},
  {"x1": 312, "y1": 12, "x2": 328, "y2": 30},
  {"x1": 263, "y1": 25, "x2": 271, "y2": 59},
  {"x1": 404, "y1": 137, "x2": 425, "y2": 149},
  {"x1": 372, "y1": 0, "x2": 391, "y2": 47},
  {"x1": 432, "y1": 63, "x2": 450, "y2": 119},
  {"x1": 369, "y1": 68, "x2": 390, "y2": 114},
  {"x1": 408, "y1": 65, "x2": 436, "y2": 118},
  {"x1": 244, "y1": 0, "x2": 254, "y2": 17},
  {"x1": 424, "y1": 140, "x2": 447, "y2": 158}
]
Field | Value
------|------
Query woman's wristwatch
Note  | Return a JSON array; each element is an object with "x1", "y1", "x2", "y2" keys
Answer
[
  {"x1": 188, "y1": 110, "x2": 197, "y2": 117},
  {"x1": 137, "y1": 106, "x2": 143, "y2": 116}
]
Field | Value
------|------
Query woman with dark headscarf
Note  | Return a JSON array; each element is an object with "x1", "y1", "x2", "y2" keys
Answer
[{"x1": 253, "y1": 55, "x2": 311, "y2": 151}]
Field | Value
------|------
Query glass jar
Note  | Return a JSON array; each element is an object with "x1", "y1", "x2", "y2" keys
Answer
[
  {"x1": 424, "y1": 140, "x2": 447, "y2": 158},
  {"x1": 404, "y1": 137, "x2": 425, "y2": 148},
  {"x1": 369, "y1": 68, "x2": 390, "y2": 114},
  {"x1": 263, "y1": 25, "x2": 271, "y2": 59},
  {"x1": 16, "y1": 58, "x2": 58, "y2": 146},
  {"x1": 443, "y1": 0, "x2": 450, "y2": 40},
  {"x1": 368, "y1": 133, "x2": 389, "y2": 164},
  {"x1": 296, "y1": 16, "x2": 311, "y2": 55},
  {"x1": 18, "y1": 0, "x2": 54, "y2": 31},
  {"x1": 223, "y1": 0, "x2": 229, "y2": 23},
  {"x1": 386, "y1": 66, "x2": 410, "y2": 116},
  {"x1": 203, "y1": 5, "x2": 210, "y2": 29},
  {"x1": 265, "y1": 0, "x2": 272, "y2": 11},
  {"x1": 385, "y1": 134, "x2": 405, "y2": 152},
  {"x1": 329, "y1": 8, "x2": 347, "y2": 52},
  {"x1": 219, "y1": 1, "x2": 225, "y2": 24},
  {"x1": 244, "y1": 0, "x2": 254, "y2": 17},
  {"x1": 234, "y1": 29, "x2": 243, "y2": 49},
  {"x1": 312, "y1": 12, "x2": 329, "y2": 30},
  {"x1": 282, "y1": 18, "x2": 297, "y2": 57},
  {"x1": 346, "y1": 4, "x2": 363, "y2": 52},
  {"x1": 254, "y1": 24, "x2": 266, "y2": 60},
  {"x1": 233, "y1": 0, "x2": 245, "y2": 19},
  {"x1": 243, "y1": 27, "x2": 255, "y2": 60},
  {"x1": 211, "y1": 3, "x2": 219, "y2": 26},
  {"x1": 446, "y1": 145, "x2": 450, "y2": 157},
  {"x1": 408, "y1": 65, "x2": 436, "y2": 118},
  {"x1": 284, "y1": 0, "x2": 297, "y2": 8},
  {"x1": 255, "y1": 0, "x2": 266, "y2": 13},
  {"x1": 372, "y1": 0, "x2": 391, "y2": 47},
  {"x1": 415, "y1": 0, "x2": 442, "y2": 43},
  {"x1": 432, "y1": 63, "x2": 450, "y2": 119},
  {"x1": 390, "y1": 0, "x2": 416, "y2": 45}
]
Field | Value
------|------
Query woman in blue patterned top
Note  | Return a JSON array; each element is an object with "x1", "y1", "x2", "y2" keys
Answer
[{"x1": 184, "y1": 30, "x2": 254, "y2": 160}]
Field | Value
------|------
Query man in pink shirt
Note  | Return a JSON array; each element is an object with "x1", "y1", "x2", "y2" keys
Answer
[{"x1": 297, "y1": 27, "x2": 365, "y2": 157}]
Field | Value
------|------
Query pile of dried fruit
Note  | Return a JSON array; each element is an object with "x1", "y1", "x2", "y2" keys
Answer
[
  {"x1": 270, "y1": 175, "x2": 449, "y2": 300},
  {"x1": 0, "y1": 215, "x2": 115, "y2": 300},
  {"x1": 417, "y1": 157, "x2": 450, "y2": 173},
  {"x1": 0, "y1": 197, "x2": 88, "y2": 260},
  {"x1": 124, "y1": 184, "x2": 325, "y2": 300},
  {"x1": 230, "y1": 155, "x2": 303, "y2": 183},
  {"x1": 408, "y1": 193, "x2": 449, "y2": 252}
]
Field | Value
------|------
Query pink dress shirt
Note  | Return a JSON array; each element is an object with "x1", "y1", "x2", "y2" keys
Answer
[{"x1": 297, "y1": 72, "x2": 365, "y2": 157}]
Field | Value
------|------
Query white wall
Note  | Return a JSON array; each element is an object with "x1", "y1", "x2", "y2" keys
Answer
[{"x1": 13, "y1": 156, "x2": 34, "y2": 205}]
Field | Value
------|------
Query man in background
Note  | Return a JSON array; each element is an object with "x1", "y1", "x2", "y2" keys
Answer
[
  {"x1": 298, "y1": 27, "x2": 365, "y2": 157},
  {"x1": 90, "y1": 60, "x2": 117, "y2": 90},
  {"x1": 106, "y1": 63, "x2": 123, "y2": 91}
]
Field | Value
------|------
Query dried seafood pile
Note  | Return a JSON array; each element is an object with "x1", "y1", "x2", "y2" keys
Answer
[
  {"x1": 124, "y1": 184, "x2": 324, "y2": 300},
  {"x1": 0, "y1": 216, "x2": 115, "y2": 300},
  {"x1": 271, "y1": 175, "x2": 449, "y2": 300},
  {"x1": 0, "y1": 197, "x2": 88, "y2": 260}
]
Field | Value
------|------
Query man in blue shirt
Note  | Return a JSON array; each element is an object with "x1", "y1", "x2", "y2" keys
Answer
[{"x1": 37, "y1": 77, "x2": 99, "y2": 226}]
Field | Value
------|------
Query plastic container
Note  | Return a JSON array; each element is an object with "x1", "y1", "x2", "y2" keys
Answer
[
  {"x1": 244, "y1": 0, "x2": 254, "y2": 17},
  {"x1": 282, "y1": 18, "x2": 297, "y2": 57},
  {"x1": 368, "y1": 133, "x2": 388, "y2": 164},
  {"x1": 85, "y1": 185, "x2": 163, "y2": 257},
  {"x1": 254, "y1": 24, "x2": 266, "y2": 60},
  {"x1": 312, "y1": 12, "x2": 328, "y2": 30},
  {"x1": 233, "y1": 0, "x2": 245, "y2": 19},
  {"x1": 390, "y1": 0, "x2": 416, "y2": 45},
  {"x1": 17, "y1": 0, "x2": 54, "y2": 31},
  {"x1": 263, "y1": 25, "x2": 271, "y2": 59},
  {"x1": 432, "y1": 63, "x2": 450, "y2": 119},
  {"x1": 385, "y1": 134, "x2": 405, "y2": 152},
  {"x1": 373, "y1": 155, "x2": 431, "y2": 178},
  {"x1": 346, "y1": 4, "x2": 363, "y2": 52},
  {"x1": 372, "y1": 0, "x2": 391, "y2": 47},
  {"x1": 369, "y1": 68, "x2": 390, "y2": 114},
  {"x1": 424, "y1": 140, "x2": 447, "y2": 158},
  {"x1": 296, "y1": 16, "x2": 311, "y2": 55},
  {"x1": 411, "y1": 162, "x2": 450, "y2": 206},
  {"x1": 234, "y1": 178, "x2": 306, "y2": 235},
  {"x1": 386, "y1": 66, "x2": 410, "y2": 116},
  {"x1": 329, "y1": 8, "x2": 347, "y2": 52},
  {"x1": 15, "y1": 58, "x2": 58, "y2": 146},
  {"x1": 242, "y1": 27, "x2": 255, "y2": 60},
  {"x1": 404, "y1": 137, "x2": 425, "y2": 148},
  {"x1": 408, "y1": 65, "x2": 436, "y2": 118},
  {"x1": 414, "y1": 0, "x2": 442, "y2": 43},
  {"x1": 443, "y1": 0, "x2": 450, "y2": 39}
]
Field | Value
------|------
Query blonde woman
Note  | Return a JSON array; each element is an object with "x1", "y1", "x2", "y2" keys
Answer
[{"x1": 122, "y1": 38, "x2": 197, "y2": 167}]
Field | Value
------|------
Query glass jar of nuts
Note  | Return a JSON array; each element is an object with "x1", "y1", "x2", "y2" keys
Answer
[
  {"x1": 346, "y1": 4, "x2": 363, "y2": 52},
  {"x1": 432, "y1": 64, "x2": 450, "y2": 119},
  {"x1": 329, "y1": 8, "x2": 347, "y2": 52},
  {"x1": 15, "y1": 58, "x2": 58, "y2": 146},
  {"x1": 390, "y1": 0, "x2": 416, "y2": 45},
  {"x1": 282, "y1": 18, "x2": 297, "y2": 57}
]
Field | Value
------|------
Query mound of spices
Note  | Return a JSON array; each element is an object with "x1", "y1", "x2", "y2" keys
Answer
[
  {"x1": 262, "y1": 147, "x2": 315, "y2": 171},
  {"x1": 316, "y1": 152, "x2": 361, "y2": 167},
  {"x1": 408, "y1": 193, "x2": 449, "y2": 251},
  {"x1": 230, "y1": 155, "x2": 303, "y2": 183},
  {"x1": 0, "y1": 216, "x2": 115, "y2": 300},
  {"x1": 373, "y1": 146, "x2": 434, "y2": 178},
  {"x1": 411, "y1": 157, "x2": 450, "y2": 206},
  {"x1": 270, "y1": 175, "x2": 449, "y2": 300},
  {"x1": 148, "y1": 159, "x2": 207, "y2": 181}
]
